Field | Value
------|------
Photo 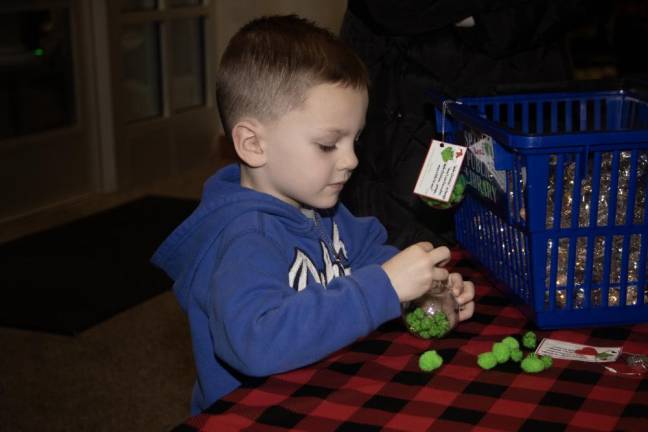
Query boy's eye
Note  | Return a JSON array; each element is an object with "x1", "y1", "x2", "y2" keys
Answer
[{"x1": 317, "y1": 144, "x2": 337, "y2": 153}]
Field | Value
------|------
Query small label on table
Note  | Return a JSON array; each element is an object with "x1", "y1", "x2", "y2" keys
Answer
[{"x1": 536, "y1": 338, "x2": 622, "y2": 363}]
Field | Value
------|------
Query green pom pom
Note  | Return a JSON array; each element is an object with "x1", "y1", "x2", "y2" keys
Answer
[
  {"x1": 428, "y1": 311, "x2": 450, "y2": 338},
  {"x1": 522, "y1": 331, "x2": 537, "y2": 350},
  {"x1": 405, "y1": 308, "x2": 428, "y2": 336},
  {"x1": 405, "y1": 307, "x2": 450, "y2": 339},
  {"x1": 521, "y1": 353, "x2": 545, "y2": 373},
  {"x1": 477, "y1": 352, "x2": 498, "y2": 370},
  {"x1": 510, "y1": 348, "x2": 523, "y2": 362},
  {"x1": 405, "y1": 313, "x2": 417, "y2": 326},
  {"x1": 501, "y1": 336, "x2": 520, "y2": 351},
  {"x1": 541, "y1": 355, "x2": 553, "y2": 369},
  {"x1": 407, "y1": 320, "x2": 422, "y2": 332},
  {"x1": 421, "y1": 316, "x2": 433, "y2": 331},
  {"x1": 419, "y1": 350, "x2": 443, "y2": 372},
  {"x1": 421, "y1": 175, "x2": 467, "y2": 209},
  {"x1": 492, "y1": 342, "x2": 511, "y2": 364}
]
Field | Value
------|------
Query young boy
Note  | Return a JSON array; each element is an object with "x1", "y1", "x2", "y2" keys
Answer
[{"x1": 152, "y1": 15, "x2": 475, "y2": 414}]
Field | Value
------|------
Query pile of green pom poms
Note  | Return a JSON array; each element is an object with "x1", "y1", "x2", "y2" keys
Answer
[
  {"x1": 404, "y1": 307, "x2": 450, "y2": 339},
  {"x1": 421, "y1": 174, "x2": 467, "y2": 210},
  {"x1": 477, "y1": 331, "x2": 552, "y2": 373}
]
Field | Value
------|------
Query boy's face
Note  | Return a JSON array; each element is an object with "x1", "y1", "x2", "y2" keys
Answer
[{"x1": 256, "y1": 83, "x2": 368, "y2": 209}]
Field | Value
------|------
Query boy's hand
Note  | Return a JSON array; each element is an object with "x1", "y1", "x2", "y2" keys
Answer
[
  {"x1": 382, "y1": 242, "x2": 450, "y2": 302},
  {"x1": 448, "y1": 272, "x2": 475, "y2": 321}
]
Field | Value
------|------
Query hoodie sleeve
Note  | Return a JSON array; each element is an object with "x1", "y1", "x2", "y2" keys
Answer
[{"x1": 207, "y1": 230, "x2": 401, "y2": 378}]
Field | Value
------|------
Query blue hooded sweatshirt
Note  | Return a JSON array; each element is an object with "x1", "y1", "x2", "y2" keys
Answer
[{"x1": 151, "y1": 164, "x2": 401, "y2": 414}]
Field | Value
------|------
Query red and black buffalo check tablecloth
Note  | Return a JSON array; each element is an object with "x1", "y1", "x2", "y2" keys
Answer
[{"x1": 173, "y1": 250, "x2": 648, "y2": 432}]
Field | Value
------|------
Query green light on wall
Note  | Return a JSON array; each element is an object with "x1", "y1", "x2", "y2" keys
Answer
[{"x1": 34, "y1": 48, "x2": 45, "y2": 56}]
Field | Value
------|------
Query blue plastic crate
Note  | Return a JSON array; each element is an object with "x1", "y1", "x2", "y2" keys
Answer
[{"x1": 432, "y1": 87, "x2": 648, "y2": 329}]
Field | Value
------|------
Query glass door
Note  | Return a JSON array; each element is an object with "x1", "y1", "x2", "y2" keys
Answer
[
  {"x1": 0, "y1": 0, "x2": 97, "y2": 221},
  {"x1": 109, "y1": 0, "x2": 216, "y2": 188}
]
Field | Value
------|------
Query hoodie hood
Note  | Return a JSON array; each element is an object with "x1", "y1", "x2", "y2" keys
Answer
[{"x1": 151, "y1": 163, "x2": 311, "y2": 310}]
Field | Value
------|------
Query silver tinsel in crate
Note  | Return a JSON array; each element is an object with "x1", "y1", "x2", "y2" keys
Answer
[{"x1": 544, "y1": 150, "x2": 648, "y2": 309}]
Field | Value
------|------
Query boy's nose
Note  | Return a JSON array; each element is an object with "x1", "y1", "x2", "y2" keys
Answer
[{"x1": 339, "y1": 146, "x2": 359, "y2": 172}]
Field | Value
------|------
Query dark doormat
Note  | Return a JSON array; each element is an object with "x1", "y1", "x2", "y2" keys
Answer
[{"x1": 0, "y1": 196, "x2": 197, "y2": 335}]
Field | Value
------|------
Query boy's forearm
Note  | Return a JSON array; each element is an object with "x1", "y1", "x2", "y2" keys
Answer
[{"x1": 211, "y1": 264, "x2": 400, "y2": 377}]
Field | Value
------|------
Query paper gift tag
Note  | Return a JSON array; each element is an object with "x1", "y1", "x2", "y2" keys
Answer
[
  {"x1": 536, "y1": 338, "x2": 622, "y2": 363},
  {"x1": 414, "y1": 140, "x2": 466, "y2": 202}
]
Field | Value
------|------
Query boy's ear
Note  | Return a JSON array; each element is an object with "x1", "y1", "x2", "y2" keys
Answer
[{"x1": 231, "y1": 119, "x2": 266, "y2": 167}]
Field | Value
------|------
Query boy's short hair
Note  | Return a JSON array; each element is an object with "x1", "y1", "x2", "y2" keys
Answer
[{"x1": 216, "y1": 15, "x2": 368, "y2": 138}]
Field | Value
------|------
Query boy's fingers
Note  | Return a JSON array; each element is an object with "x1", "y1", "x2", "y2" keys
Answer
[
  {"x1": 448, "y1": 273, "x2": 463, "y2": 294},
  {"x1": 431, "y1": 267, "x2": 449, "y2": 282},
  {"x1": 453, "y1": 280, "x2": 475, "y2": 305},
  {"x1": 458, "y1": 301, "x2": 475, "y2": 321},
  {"x1": 416, "y1": 241, "x2": 434, "y2": 252},
  {"x1": 428, "y1": 246, "x2": 450, "y2": 267}
]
